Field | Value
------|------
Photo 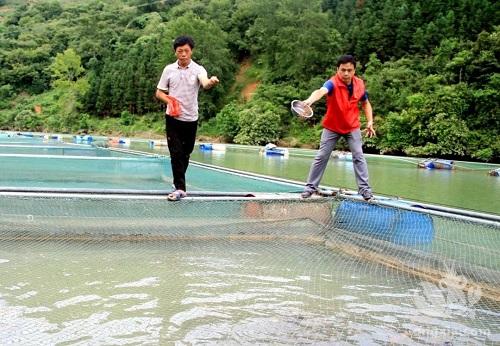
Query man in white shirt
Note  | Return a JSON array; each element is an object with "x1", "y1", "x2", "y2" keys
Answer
[{"x1": 156, "y1": 35, "x2": 219, "y2": 201}]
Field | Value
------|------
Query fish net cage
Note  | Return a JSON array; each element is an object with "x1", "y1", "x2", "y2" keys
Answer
[
  {"x1": 0, "y1": 135, "x2": 499, "y2": 344},
  {"x1": 1, "y1": 196, "x2": 499, "y2": 344},
  {"x1": 1, "y1": 194, "x2": 498, "y2": 297}
]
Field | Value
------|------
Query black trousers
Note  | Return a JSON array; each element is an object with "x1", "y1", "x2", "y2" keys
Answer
[{"x1": 165, "y1": 116, "x2": 198, "y2": 192}]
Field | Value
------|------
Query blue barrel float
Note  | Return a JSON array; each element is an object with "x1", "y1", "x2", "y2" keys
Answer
[
  {"x1": 489, "y1": 168, "x2": 500, "y2": 176},
  {"x1": 418, "y1": 158, "x2": 455, "y2": 170},
  {"x1": 333, "y1": 200, "x2": 434, "y2": 246},
  {"x1": 73, "y1": 135, "x2": 93, "y2": 144},
  {"x1": 199, "y1": 143, "x2": 213, "y2": 151}
]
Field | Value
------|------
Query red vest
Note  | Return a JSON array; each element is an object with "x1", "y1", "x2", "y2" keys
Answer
[{"x1": 322, "y1": 74, "x2": 366, "y2": 134}]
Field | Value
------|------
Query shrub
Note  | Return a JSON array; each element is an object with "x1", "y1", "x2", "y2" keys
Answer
[
  {"x1": 215, "y1": 102, "x2": 240, "y2": 142},
  {"x1": 14, "y1": 110, "x2": 44, "y2": 131},
  {"x1": 234, "y1": 107, "x2": 281, "y2": 145}
]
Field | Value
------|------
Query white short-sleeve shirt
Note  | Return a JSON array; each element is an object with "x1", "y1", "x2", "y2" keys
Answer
[{"x1": 157, "y1": 60, "x2": 207, "y2": 122}]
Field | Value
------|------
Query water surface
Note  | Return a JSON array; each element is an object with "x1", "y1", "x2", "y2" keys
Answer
[
  {"x1": 0, "y1": 240, "x2": 497, "y2": 344},
  {"x1": 179, "y1": 145, "x2": 498, "y2": 214}
]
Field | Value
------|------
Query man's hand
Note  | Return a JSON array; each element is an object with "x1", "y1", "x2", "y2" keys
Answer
[
  {"x1": 364, "y1": 121, "x2": 376, "y2": 138},
  {"x1": 207, "y1": 76, "x2": 219, "y2": 88}
]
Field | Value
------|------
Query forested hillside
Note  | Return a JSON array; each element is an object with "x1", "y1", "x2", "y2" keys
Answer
[{"x1": 0, "y1": 0, "x2": 498, "y2": 161}]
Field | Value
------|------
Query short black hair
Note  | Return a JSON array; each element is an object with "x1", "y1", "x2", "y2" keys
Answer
[
  {"x1": 173, "y1": 35, "x2": 195, "y2": 50},
  {"x1": 337, "y1": 55, "x2": 356, "y2": 68}
]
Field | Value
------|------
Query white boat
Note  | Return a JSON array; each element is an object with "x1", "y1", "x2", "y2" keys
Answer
[
  {"x1": 262, "y1": 143, "x2": 289, "y2": 156},
  {"x1": 331, "y1": 151, "x2": 352, "y2": 161}
]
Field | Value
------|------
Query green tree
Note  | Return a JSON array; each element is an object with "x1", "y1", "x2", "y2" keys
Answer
[
  {"x1": 215, "y1": 101, "x2": 241, "y2": 142},
  {"x1": 50, "y1": 48, "x2": 85, "y2": 85},
  {"x1": 246, "y1": 0, "x2": 341, "y2": 83},
  {"x1": 234, "y1": 103, "x2": 282, "y2": 145}
]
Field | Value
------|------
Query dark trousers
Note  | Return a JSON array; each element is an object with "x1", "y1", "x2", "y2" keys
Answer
[{"x1": 166, "y1": 116, "x2": 198, "y2": 192}]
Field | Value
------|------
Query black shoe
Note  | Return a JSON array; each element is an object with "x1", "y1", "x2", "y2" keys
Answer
[{"x1": 363, "y1": 195, "x2": 374, "y2": 202}]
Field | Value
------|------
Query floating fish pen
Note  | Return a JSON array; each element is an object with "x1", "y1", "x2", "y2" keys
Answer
[{"x1": 0, "y1": 135, "x2": 498, "y2": 344}]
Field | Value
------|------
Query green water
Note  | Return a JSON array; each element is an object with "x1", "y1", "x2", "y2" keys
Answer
[
  {"x1": 0, "y1": 144, "x2": 130, "y2": 157},
  {"x1": 10, "y1": 138, "x2": 493, "y2": 214},
  {"x1": 0, "y1": 240, "x2": 497, "y2": 344},
  {"x1": 156, "y1": 144, "x2": 498, "y2": 215},
  {"x1": 0, "y1": 151, "x2": 295, "y2": 193},
  {"x1": 1, "y1": 137, "x2": 498, "y2": 344}
]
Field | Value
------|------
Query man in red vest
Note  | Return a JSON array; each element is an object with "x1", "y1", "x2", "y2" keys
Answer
[{"x1": 301, "y1": 55, "x2": 376, "y2": 200}]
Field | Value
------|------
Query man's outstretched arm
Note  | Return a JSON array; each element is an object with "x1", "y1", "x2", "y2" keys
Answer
[
  {"x1": 199, "y1": 73, "x2": 219, "y2": 89},
  {"x1": 304, "y1": 87, "x2": 328, "y2": 106}
]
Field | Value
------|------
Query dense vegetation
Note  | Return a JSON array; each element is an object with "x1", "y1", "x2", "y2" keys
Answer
[{"x1": 0, "y1": 0, "x2": 498, "y2": 161}]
